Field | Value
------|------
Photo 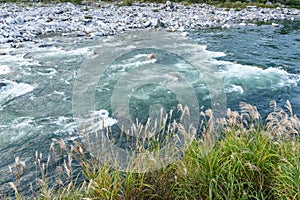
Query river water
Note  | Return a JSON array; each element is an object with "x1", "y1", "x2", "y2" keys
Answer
[
  {"x1": 0, "y1": 20, "x2": 299, "y2": 191},
  {"x1": 193, "y1": 20, "x2": 300, "y2": 116}
]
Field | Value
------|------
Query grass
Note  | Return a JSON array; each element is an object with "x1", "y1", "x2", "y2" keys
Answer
[{"x1": 1, "y1": 100, "x2": 300, "y2": 199}]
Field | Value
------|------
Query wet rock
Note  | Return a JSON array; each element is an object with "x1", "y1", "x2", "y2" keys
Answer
[
  {"x1": 146, "y1": 53, "x2": 155, "y2": 59},
  {"x1": 0, "y1": 83, "x2": 7, "y2": 91},
  {"x1": 23, "y1": 52, "x2": 33, "y2": 59},
  {"x1": 9, "y1": 51, "x2": 17, "y2": 56},
  {"x1": 11, "y1": 43, "x2": 23, "y2": 48},
  {"x1": 7, "y1": 37, "x2": 15, "y2": 43},
  {"x1": 38, "y1": 43, "x2": 54, "y2": 48}
]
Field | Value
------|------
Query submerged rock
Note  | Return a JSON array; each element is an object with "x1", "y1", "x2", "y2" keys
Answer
[
  {"x1": 146, "y1": 53, "x2": 155, "y2": 59},
  {"x1": 23, "y1": 52, "x2": 33, "y2": 59},
  {"x1": 38, "y1": 43, "x2": 54, "y2": 48},
  {"x1": 0, "y1": 82, "x2": 7, "y2": 91},
  {"x1": 10, "y1": 43, "x2": 23, "y2": 48}
]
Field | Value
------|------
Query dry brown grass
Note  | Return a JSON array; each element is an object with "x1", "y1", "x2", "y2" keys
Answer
[{"x1": 1, "y1": 100, "x2": 300, "y2": 199}]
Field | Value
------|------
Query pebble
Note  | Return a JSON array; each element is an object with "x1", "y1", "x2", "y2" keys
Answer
[{"x1": 0, "y1": 2, "x2": 298, "y2": 44}]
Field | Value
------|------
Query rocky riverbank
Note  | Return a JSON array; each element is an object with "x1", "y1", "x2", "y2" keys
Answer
[{"x1": 0, "y1": 2, "x2": 299, "y2": 44}]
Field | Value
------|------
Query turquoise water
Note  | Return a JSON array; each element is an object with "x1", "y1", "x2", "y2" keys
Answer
[
  {"x1": 0, "y1": 20, "x2": 299, "y2": 192},
  {"x1": 192, "y1": 20, "x2": 300, "y2": 116}
]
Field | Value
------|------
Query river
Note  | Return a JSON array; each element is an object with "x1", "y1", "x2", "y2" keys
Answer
[{"x1": 0, "y1": 20, "x2": 299, "y2": 193}]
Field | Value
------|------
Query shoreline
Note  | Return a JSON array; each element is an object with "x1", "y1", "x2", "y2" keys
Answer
[{"x1": 0, "y1": 2, "x2": 300, "y2": 44}]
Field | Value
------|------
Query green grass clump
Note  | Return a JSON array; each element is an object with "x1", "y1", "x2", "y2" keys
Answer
[
  {"x1": 215, "y1": 1, "x2": 282, "y2": 9},
  {"x1": 176, "y1": 132, "x2": 279, "y2": 199},
  {"x1": 1, "y1": 100, "x2": 300, "y2": 199}
]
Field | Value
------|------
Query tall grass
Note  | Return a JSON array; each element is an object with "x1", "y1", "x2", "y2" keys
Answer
[{"x1": 1, "y1": 100, "x2": 300, "y2": 199}]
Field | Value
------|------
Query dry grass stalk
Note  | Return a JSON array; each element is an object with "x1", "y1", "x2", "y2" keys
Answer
[
  {"x1": 4, "y1": 100, "x2": 300, "y2": 199},
  {"x1": 266, "y1": 100, "x2": 300, "y2": 139},
  {"x1": 245, "y1": 162, "x2": 261, "y2": 173},
  {"x1": 7, "y1": 157, "x2": 28, "y2": 189},
  {"x1": 7, "y1": 182, "x2": 18, "y2": 197}
]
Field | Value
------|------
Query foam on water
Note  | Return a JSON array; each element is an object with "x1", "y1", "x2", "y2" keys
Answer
[
  {"x1": 42, "y1": 110, "x2": 119, "y2": 141},
  {"x1": 110, "y1": 53, "x2": 157, "y2": 71},
  {"x1": 0, "y1": 65, "x2": 10, "y2": 75},
  {"x1": 96, "y1": 42, "x2": 299, "y2": 105},
  {"x1": 0, "y1": 80, "x2": 34, "y2": 109},
  {"x1": 201, "y1": 45, "x2": 227, "y2": 58},
  {"x1": 50, "y1": 116, "x2": 78, "y2": 136},
  {"x1": 36, "y1": 68, "x2": 57, "y2": 77},
  {"x1": 225, "y1": 85, "x2": 244, "y2": 94},
  {"x1": 78, "y1": 110, "x2": 118, "y2": 133},
  {"x1": 197, "y1": 45, "x2": 300, "y2": 95},
  {"x1": 0, "y1": 54, "x2": 40, "y2": 67},
  {"x1": 0, "y1": 117, "x2": 36, "y2": 144},
  {"x1": 9, "y1": 118, "x2": 36, "y2": 141},
  {"x1": 0, "y1": 43, "x2": 93, "y2": 78},
  {"x1": 32, "y1": 46, "x2": 92, "y2": 60},
  {"x1": 217, "y1": 60, "x2": 300, "y2": 94}
]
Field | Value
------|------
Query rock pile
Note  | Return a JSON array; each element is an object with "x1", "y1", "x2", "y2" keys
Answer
[{"x1": 0, "y1": 2, "x2": 299, "y2": 44}]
